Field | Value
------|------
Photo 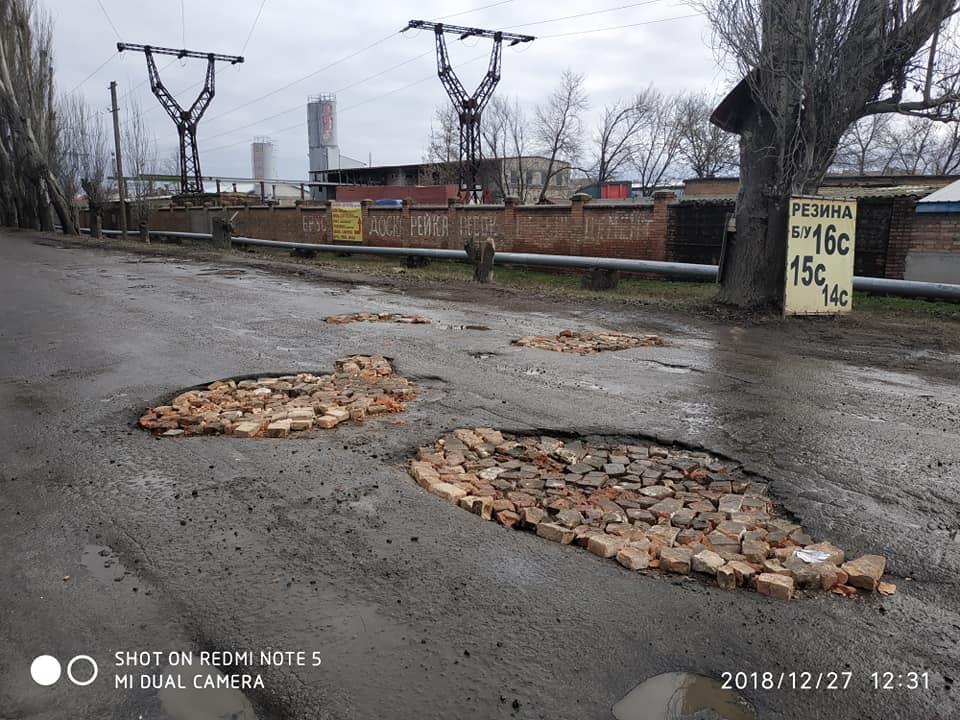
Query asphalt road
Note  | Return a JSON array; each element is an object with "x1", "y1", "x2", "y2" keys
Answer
[{"x1": 1, "y1": 231, "x2": 958, "y2": 720}]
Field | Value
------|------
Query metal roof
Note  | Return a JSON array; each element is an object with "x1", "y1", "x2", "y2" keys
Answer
[
  {"x1": 681, "y1": 185, "x2": 942, "y2": 204},
  {"x1": 916, "y1": 178, "x2": 960, "y2": 203}
]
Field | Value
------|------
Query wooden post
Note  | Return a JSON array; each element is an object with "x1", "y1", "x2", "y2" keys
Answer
[{"x1": 109, "y1": 81, "x2": 128, "y2": 240}]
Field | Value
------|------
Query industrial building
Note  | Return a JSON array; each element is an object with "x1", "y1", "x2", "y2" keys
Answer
[{"x1": 325, "y1": 156, "x2": 575, "y2": 204}]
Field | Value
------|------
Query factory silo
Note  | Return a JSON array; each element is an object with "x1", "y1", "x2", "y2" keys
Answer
[
  {"x1": 307, "y1": 94, "x2": 340, "y2": 181},
  {"x1": 251, "y1": 136, "x2": 276, "y2": 180}
]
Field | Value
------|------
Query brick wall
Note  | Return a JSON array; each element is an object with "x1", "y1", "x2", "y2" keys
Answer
[
  {"x1": 883, "y1": 198, "x2": 916, "y2": 279},
  {"x1": 907, "y1": 212, "x2": 960, "y2": 254},
  {"x1": 146, "y1": 193, "x2": 673, "y2": 260},
  {"x1": 901, "y1": 211, "x2": 960, "y2": 283},
  {"x1": 125, "y1": 192, "x2": 960, "y2": 282}
]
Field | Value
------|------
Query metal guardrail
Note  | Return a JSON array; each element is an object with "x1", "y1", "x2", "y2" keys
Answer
[{"x1": 82, "y1": 228, "x2": 960, "y2": 301}]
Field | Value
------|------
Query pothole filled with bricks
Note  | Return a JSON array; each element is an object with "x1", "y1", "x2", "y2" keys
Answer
[
  {"x1": 410, "y1": 429, "x2": 894, "y2": 601},
  {"x1": 324, "y1": 311, "x2": 489, "y2": 332},
  {"x1": 137, "y1": 355, "x2": 415, "y2": 438},
  {"x1": 323, "y1": 312, "x2": 432, "y2": 325},
  {"x1": 513, "y1": 330, "x2": 664, "y2": 354}
]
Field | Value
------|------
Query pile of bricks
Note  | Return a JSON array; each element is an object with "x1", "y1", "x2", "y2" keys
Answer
[
  {"x1": 139, "y1": 355, "x2": 415, "y2": 438},
  {"x1": 324, "y1": 312, "x2": 431, "y2": 325},
  {"x1": 409, "y1": 430, "x2": 891, "y2": 600},
  {"x1": 513, "y1": 330, "x2": 664, "y2": 354}
]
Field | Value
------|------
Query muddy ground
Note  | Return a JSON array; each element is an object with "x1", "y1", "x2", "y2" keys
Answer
[{"x1": 0, "y1": 229, "x2": 958, "y2": 720}]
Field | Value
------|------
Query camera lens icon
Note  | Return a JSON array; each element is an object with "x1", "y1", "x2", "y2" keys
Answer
[{"x1": 30, "y1": 655, "x2": 98, "y2": 687}]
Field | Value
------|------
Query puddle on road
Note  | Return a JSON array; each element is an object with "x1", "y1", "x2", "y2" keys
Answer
[
  {"x1": 642, "y1": 362, "x2": 692, "y2": 374},
  {"x1": 157, "y1": 657, "x2": 258, "y2": 720},
  {"x1": 81, "y1": 544, "x2": 126, "y2": 582},
  {"x1": 613, "y1": 672, "x2": 755, "y2": 720},
  {"x1": 438, "y1": 323, "x2": 490, "y2": 331},
  {"x1": 197, "y1": 267, "x2": 246, "y2": 278}
]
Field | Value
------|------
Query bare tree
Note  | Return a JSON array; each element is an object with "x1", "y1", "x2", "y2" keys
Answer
[
  {"x1": 931, "y1": 121, "x2": 960, "y2": 173},
  {"x1": 534, "y1": 69, "x2": 588, "y2": 203},
  {"x1": 883, "y1": 116, "x2": 943, "y2": 173},
  {"x1": 676, "y1": 91, "x2": 739, "y2": 178},
  {"x1": 702, "y1": 0, "x2": 960, "y2": 308},
  {"x1": 422, "y1": 104, "x2": 459, "y2": 185},
  {"x1": 586, "y1": 98, "x2": 644, "y2": 184},
  {"x1": 632, "y1": 87, "x2": 684, "y2": 196},
  {"x1": 55, "y1": 94, "x2": 114, "y2": 225},
  {"x1": 0, "y1": 0, "x2": 75, "y2": 232},
  {"x1": 482, "y1": 95, "x2": 531, "y2": 201},
  {"x1": 832, "y1": 114, "x2": 960, "y2": 174},
  {"x1": 831, "y1": 115, "x2": 896, "y2": 174},
  {"x1": 123, "y1": 96, "x2": 160, "y2": 227}
]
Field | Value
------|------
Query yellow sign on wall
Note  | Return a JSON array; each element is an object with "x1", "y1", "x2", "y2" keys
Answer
[
  {"x1": 331, "y1": 203, "x2": 362, "y2": 243},
  {"x1": 784, "y1": 196, "x2": 857, "y2": 315}
]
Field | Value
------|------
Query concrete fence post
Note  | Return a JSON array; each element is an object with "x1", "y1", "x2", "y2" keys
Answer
[{"x1": 211, "y1": 216, "x2": 233, "y2": 249}]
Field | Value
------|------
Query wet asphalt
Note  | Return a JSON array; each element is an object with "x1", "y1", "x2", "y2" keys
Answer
[{"x1": 0, "y1": 231, "x2": 958, "y2": 720}]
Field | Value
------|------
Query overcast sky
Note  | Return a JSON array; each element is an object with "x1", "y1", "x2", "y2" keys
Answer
[{"x1": 51, "y1": 0, "x2": 730, "y2": 180}]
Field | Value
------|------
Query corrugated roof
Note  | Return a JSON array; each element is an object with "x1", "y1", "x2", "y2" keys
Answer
[
  {"x1": 917, "y1": 178, "x2": 960, "y2": 203},
  {"x1": 820, "y1": 185, "x2": 942, "y2": 199},
  {"x1": 680, "y1": 185, "x2": 941, "y2": 204}
]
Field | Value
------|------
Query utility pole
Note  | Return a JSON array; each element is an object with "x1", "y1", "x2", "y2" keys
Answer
[
  {"x1": 402, "y1": 21, "x2": 534, "y2": 204},
  {"x1": 109, "y1": 80, "x2": 128, "y2": 239},
  {"x1": 117, "y1": 43, "x2": 244, "y2": 196}
]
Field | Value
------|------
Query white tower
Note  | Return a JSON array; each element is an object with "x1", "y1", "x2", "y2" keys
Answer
[{"x1": 251, "y1": 136, "x2": 276, "y2": 180}]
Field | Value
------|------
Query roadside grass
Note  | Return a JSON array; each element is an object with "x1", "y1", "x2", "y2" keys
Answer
[
  {"x1": 297, "y1": 252, "x2": 719, "y2": 308},
  {"x1": 852, "y1": 292, "x2": 960, "y2": 320},
  {"x1": 300, "y1": 252, "x2": 960, "y2": 319},
  {"x1": 68, "y1": 234, "x2": 960, "y2": 322}
]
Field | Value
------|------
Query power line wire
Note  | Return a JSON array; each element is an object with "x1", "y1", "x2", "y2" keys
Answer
[
  {"x1": 200, "y1": 49, "x2": 434, "y2": 142},
  {"x1": 240, "y1": 0, "x2": 268, "y2": 55},
  {"x1": 120, "y1": 57, "x2": 177, "y2": 101},
  {"x1": 538, "y1": 13, "x2": 703, "y2": 39},
  {"x1": 95, "y1": 0, "x2": 123, "y2": 41},
  {"x1": 204, "y1": 0, "x2": 509, "y2": 125},
  {"x1": 507, "y1": 0, "x2": 671, "y2": 29},
  {"x1": 205, "y1": 31, "x2": 399, "y2": 124},
  {"x1": 202, "y1": 53, "x2": 488, "y2": 155},
  {"x1": 433, "y1": 0, "x2": 514, "y2": 21},
  {"x1": 66, "y1": 50, "x2": 118, "y2": 94}
]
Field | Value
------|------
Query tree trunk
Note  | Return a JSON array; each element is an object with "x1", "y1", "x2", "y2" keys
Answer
[{"x1": 718, "y1": 114, "x2": 790, "y2": 309}]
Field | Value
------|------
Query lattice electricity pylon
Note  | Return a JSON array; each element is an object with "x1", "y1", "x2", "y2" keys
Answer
[
  {"x1": 117, "y1": 43, "x2": 244, "y2": 195},
  {"x1": 403, "y1": 21, "x2": 534, "y2": 203}
]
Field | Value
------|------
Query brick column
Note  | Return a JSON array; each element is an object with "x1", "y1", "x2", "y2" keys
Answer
[
  {"x1": 294, "y1": 200, "x2": 304, "y2": 242},
  {"x1": 448, "y1": 197, "x2": 459, "y2": 250},
  {"x1": 503, "y1": 196, "x2": 518, "y2": 251},
  {"x1": 360, "y1": 200, "x2": 372, "y2": 245},
  {"x1": 570, "y1": 192, "x2": 591, "y2": 255},
  {"x1": 401, "y1": 198, "x2": 412, "y2": 248},
  {"x1": 651, "y1": 190, "x2": 676, "y2": 261}
]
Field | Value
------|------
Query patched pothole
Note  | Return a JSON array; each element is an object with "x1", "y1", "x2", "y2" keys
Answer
[
  {"x1": 139, "y1": 355, "x2": 415, "y2": 438},
  {"x1": 409, "y1": 429, "x2": 892, "y2": 600},
  {"x1": 513, "y1": 330, "x2": 664, "y2": 354},
  {"x1": 324, "y1": 312, "x2": 431, "y2": 325}
]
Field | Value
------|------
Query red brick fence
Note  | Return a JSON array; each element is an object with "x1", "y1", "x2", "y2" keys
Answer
[{"x1": 90, "y1": 190, "x2": 960, "y2": 282}]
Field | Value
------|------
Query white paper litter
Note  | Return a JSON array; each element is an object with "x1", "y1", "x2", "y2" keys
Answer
[{"x1": 794, "y1": 548, "x2": 831, "y2": 563}]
